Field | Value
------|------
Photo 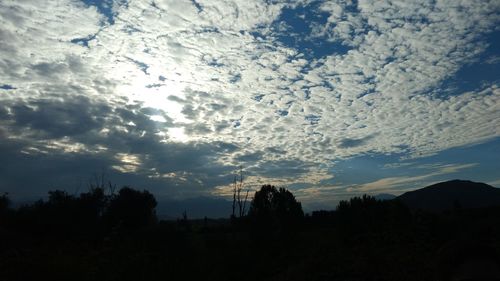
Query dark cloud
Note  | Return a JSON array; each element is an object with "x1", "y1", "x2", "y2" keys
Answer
[
  {"x1": 181, "y1": 104, "x2": 199, "y2": 120},
  {"x1": 213, "y1": 120, "x2": 231, "y2": 132},
  {"x1": 0, "y1": 136, "x2": 111, "y2": 199},
  {"x1": 0, "y1": 104, "x2": 9, "y2": 119},
  {"x1": 0, "y1": 139, "x2": 237, "y2": 202},
  {"x1": 235, "y1": 151, "x2": 264, "y2": 163},
  {"x1": 265, "y1": 147, "x2": 286, "y2": 155},
  {"x1": 0, "y1": 94, "x2": 243, "y2": 201},
  {"x1": 167, "y1": 95, "x2": 185, "y2": 103},
  {"x1": 338, "y1": 135, "x2": 376, "y2": 149},
  {"x1": 9, "y1": 96, "x2": 108, "y2": 138},
  {"x1": 32, "y1": 62, "x2": 68, "y2": 78},
  {"x1": 184, "y1": 123, "x2": 212, "y2": 135}
]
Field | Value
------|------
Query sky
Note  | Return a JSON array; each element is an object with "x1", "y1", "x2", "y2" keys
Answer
[{"x1": 0, "y1": 0, "x2": 499, "y2": 215}]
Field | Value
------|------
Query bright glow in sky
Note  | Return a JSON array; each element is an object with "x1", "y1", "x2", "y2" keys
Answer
[{"x1": 0, "y1": 0, "x2": 499, "y2": 212}]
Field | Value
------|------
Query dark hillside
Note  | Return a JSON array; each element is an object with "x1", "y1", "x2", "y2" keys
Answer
[{"x1": 397, "y1": 179, "x2": 500, "y2": 211}]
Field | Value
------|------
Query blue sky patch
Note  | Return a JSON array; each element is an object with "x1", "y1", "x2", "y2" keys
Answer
[
  {"x1": 0, "y1": 84, "x2": 16, "y2": 90},
  {"x1": 80, "y1": 0, "x2": 128, "y2": 24},
  {"x1": 190, "y1": 0, "x2": 203, "y2": 13},
  {"x1": 127, "y1": 57, "x2": 149, "y2": 75},
  {"x1": 271, "y1": 2, "x2": 351, "y2": 59},
  {"x1": 436, "y1": 30, "x2": 500, "y2": 98}
]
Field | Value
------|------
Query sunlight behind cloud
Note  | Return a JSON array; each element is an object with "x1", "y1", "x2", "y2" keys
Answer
[
  {"x1": 168, "y1": 127, "x2": 189, "y2": 143},
  {"x1": 114, "y1": 71, "x2": 191, "y2": 124}
]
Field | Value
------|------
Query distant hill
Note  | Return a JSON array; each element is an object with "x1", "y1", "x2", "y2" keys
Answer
[
  {"x1": 156, "y1": 197, "x2": 232, "y2": 220},
  {"x1": 397, "y1": 179, "x2": 500, "y2": 211},
  {"x1": 374, "y1": 193, "x2": 397, "y2": 200}
]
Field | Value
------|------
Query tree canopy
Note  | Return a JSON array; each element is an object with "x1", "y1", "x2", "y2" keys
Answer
[
  {"x1": 248, "y1": 184, "x2": 303, "y2": 227},
  {"x1": 105, "y1": 187, "x2": 157, "y2": 229}
]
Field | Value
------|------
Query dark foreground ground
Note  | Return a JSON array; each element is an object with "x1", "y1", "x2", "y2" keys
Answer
[{"x1": 1, "y1": 203, "x2": 499, "y2": 281}]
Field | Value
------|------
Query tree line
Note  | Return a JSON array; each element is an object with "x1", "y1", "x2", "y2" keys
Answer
[
  {"x1": 1, "y1": 183, "x2": 500, "y2": 281},
  {"x1": 0, "y1": 183, "x2": 306, "y2": 233},
  {"x1": 1, "y1": 186, "x2": 157, "y2": 235}
]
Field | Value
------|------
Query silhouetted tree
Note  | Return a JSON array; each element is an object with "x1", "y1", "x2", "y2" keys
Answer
[
  {"x1": 42, "y1": 190, "x2": 79, "y2": 232},
  {"x1": 248, "y1": 185, "x2": 303, "y2": 227},
  {"x1": 232, "y1": 166, "x2": 249, "y2": 218},
  {"x1": 41, "y1": 188, "x2": 107, "y2": 232},
  {"x1": 104, "y1": 187, "x2": 157, "y2": 230},
  {"x1": 48, "y1": 190, "x2": 73, "y2": 205},
  {"x1": 76, "y1": 187, "x2": 107, "y2": 229}
]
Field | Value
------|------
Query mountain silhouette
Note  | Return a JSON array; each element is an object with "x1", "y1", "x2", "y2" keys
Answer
[{"x1": 397, "y1": 179, "x2": 500, "y2": 211}]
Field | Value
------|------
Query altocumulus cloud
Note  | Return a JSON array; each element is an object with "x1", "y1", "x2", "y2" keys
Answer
[{"x1": 0, "y1": 0, "x2": 499, "y2": 205}]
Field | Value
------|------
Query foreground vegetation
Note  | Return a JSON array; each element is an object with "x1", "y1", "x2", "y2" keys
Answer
[{"x1": 1, "y1": 185, "x2": 499, "y2": 281}]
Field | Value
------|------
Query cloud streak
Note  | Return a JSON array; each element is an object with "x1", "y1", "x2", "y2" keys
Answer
[{"x1": 347, "y1": 163, "x2": 480, "y2": 194}]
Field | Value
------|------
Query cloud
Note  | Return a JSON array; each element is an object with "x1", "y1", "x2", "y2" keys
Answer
[{"x1": 0, "y1": 0, "x2": 499, "y2": 201}]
